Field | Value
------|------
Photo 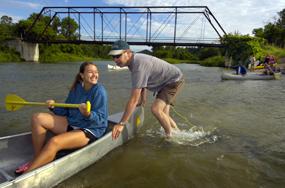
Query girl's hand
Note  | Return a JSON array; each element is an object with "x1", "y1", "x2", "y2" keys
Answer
[
  {"x1": 79, "y1": 103, "x2": 91, "y2": 117},
  {"x1": 46, "y1": 100, "x2": 55, "y2": 109}
]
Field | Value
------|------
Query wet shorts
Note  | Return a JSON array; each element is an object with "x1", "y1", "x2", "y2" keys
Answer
[
  {"x1": 156, "y1": 78, "x2": 185, "y2": 105},
  {"x1": 67, "y1": 126, "x2": 97, "y2": 144}
]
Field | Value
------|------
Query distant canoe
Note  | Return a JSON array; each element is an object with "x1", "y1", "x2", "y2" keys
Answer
[
  {"x1": 221, "y1": 72, "x2": 279, "y2": 80},
  {"x1": 107, "y1": 64, "x2": 128, "y2": 71}
]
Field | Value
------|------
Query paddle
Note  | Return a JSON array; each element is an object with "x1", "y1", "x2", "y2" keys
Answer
[
  {"x1": 5, "y1": 94, "x2": 91, "y2": 112},
  {"x1": 264, "y1": 63, "x2": 281, "y2": 80}
]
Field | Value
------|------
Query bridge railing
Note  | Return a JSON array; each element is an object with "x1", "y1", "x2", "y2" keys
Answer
[{"x1": 24, "y1": 6, "x2": 227, "y2": 47}]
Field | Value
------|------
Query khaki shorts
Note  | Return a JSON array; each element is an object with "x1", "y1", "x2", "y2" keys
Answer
[{"x1": 156, "y1": 78, "x2": 185, "y2": 105}]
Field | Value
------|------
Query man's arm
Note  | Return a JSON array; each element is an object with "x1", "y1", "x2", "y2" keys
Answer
[{"x1": 112, "y1": 88, "x2": 142, "y2": 140}]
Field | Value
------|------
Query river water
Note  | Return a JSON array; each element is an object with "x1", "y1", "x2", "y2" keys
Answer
[{"x1": 0, "y1": 62, "x2": 285, "y2": 188}]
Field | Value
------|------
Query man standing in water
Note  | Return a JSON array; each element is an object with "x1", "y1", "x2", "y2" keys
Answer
[{"x1": 109, "y1": 40, "x2": 184, "y2": 139}]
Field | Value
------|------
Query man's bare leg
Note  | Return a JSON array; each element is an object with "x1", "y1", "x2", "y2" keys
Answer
[
  {"x1": 151, "y1": 99, "x2": 173, "y2": 137},
  {"x1": 164, "y1": 105, "x2": 179, "y2": 131}
]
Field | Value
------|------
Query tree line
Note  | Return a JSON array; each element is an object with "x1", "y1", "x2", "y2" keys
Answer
[
  {"x1": 253, "y1": 9, "x2": 285, "y2": 48},
  {"x1": 0, "y1": 13, "x2": 81, "y2": 41}
]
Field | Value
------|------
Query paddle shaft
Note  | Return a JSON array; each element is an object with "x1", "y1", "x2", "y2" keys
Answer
[{"x1": 7, "y1": 101, "x2": 80, "y2": 108}]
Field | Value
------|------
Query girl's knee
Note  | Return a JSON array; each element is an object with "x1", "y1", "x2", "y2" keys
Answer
[
  {"x1": 31, "y1": 112, "x2": 46, "y2": 122},
  {"x1": 46, "y1": 137, "x2": 61, "y2": 152},
  {"x1": 31, "y1": 113, "x2": 42, "y2": 128},
  {"x1": 31, "y1": 112, "x2": 51, "y2": 128}
]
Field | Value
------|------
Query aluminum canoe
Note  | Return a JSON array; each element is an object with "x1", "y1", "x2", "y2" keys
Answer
[{"x1": 0, "y1": 106, "x2": 144, "y2": 188}]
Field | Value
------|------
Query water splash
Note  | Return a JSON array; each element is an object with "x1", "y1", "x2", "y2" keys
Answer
[
  {"x1": 171, "y1": 127, "x2": 218, "y2": 146},
  {"x1": 144, "y1": 125, "x2": 218, "y2": 146}
]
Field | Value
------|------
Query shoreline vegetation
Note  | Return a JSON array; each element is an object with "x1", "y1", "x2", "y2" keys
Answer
[
  {"x1": 1, "y1": 43, "x2": 284, "y2": 67},
  {"x1": 0, "y1": 9, "x2": 285, "y2": 66}
]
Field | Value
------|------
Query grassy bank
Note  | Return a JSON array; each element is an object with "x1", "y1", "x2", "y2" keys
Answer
[
  {"x1": 1, "y1": 43, "x2": 284, "y2": 66},
  {"x1": 0, "y1": 50, "x2": 109, "y2": 63},
  {"x1": 39, "y1": 44, "x2": 111, "y2": 63},
  {"x1": 163, "y1": 56, "x2": 225, "y2": 67},
  {"x1": 0, "y1": 45, "x2": 22, "y2": 62},
  {"x1": 262, "y1": 45, "x2": 285, "y2": 62},
  {"x1": 40, "y1": 52, "x2": 98, "y2": 63},
  {"x1": 162, "y1": 58, "x2": 191, "y2": 64}
]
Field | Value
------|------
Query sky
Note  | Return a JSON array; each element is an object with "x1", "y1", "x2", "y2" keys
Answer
[
  {"x1": 0, "y1": 0, "x2": 284, "y2": 51},
  {"x1": 1, "y1": 0, "x2": 284, "y2": 34}
]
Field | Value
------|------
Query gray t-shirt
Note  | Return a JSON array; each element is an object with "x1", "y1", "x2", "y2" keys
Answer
[{"x1": 128, "y1": 53, "x2": 183, "y2": 92}]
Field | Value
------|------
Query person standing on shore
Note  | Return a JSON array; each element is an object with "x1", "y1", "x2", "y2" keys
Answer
[{"x1": 109, "y1": 40, "x2": 184, "y2": 139}]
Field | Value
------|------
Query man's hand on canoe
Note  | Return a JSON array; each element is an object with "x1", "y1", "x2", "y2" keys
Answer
[{"x1": 112, "y1": 124, "x2": 124, "y2": 140}]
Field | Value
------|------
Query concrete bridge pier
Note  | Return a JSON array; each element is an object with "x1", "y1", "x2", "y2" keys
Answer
[{"x1": 6, "y1": 39, "x2": 39, "y2": 62}]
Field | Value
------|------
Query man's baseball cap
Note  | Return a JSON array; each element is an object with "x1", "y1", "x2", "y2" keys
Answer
[{"x1": 108, "y1": 40, "x2": 130, "y2": 56}]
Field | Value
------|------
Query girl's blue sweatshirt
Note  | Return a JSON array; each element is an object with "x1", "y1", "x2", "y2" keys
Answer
[{"x1": 52, "y1": 83, "x2": 108, "y2": 138}]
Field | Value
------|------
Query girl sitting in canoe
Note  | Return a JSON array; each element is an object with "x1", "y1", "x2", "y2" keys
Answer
[{"x1": 15, "y1": 62, "x2": 108, "y2": 174}]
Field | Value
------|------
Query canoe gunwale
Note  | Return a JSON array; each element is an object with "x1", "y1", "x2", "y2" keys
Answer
[{"x1": 0, "y1": 132, "x2": 30, "y2": 141}]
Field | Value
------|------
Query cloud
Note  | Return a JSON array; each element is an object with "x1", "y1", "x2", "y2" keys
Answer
[
  {"x1": 104, "y1": 0, "x2": 285, "y2": 35},
  {"x1": 105, "y1": 0, "x2": 187, "y2": 6},
  {"x1": 1, "y1": 0, "x2": 42, "y2": 9}
]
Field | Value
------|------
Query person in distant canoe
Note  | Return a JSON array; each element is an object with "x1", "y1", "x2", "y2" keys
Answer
[
  {"x1": 264, "y1": 55, "x2": 277, "y2": 75},
  {"x1": 248, "y1": 55, "x2": 256, "y2": 71},
  {"x1": 15, "y1": 62, "x2": 108, "y2": 174},
  {"x1": 234, "y1": 63, "x2": 247, "y2": 76},
  {"x1": 109, "y1": 40, "x2": 184, "y2": 139}
]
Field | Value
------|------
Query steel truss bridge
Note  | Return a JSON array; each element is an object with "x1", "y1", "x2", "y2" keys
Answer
[{"x1": 24, "y1": 6, "x2": 227, "y2": 47}]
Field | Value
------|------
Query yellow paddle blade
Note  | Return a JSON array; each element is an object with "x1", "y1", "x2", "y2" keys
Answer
[
  {"x1": 136, "y1": 117, "x2": 141, "y2": 127},
  {"x1": 5, "y1": 94, "x2": 27, "y2": 111},
  {"x1": 135, "y1": 107, "x2": 144, "y2": 127}
]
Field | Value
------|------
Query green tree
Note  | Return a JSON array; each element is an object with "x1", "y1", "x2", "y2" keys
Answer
[
  {"x1": 253, "y1": 8, "x2": 285, "y2": 48},
  {"x1": 173, "y1": 47, "x2": 194, "y2": 60},
  {"x1": 14, "y1": 13, "x2": 77, "y2": 41},
  {"x1": 252, "y1": 28, "x2": 264, "y2": 38},
  {"x1": 15, "y1": 13, "x2": 57, "y2": 40},
  {"x1": 61, "y1": 17, "x2": 79, "y2": 39},
  {"x1": 0, "y1": 15, "x2": 16, "y2": 40},
  {"x1": 221, "y1": 34, "x2": 265, "y2": 65},
  {"x1": 276, "y1": 9, "x2": 285, "y2": 48},
  {"x1": 263, "y1": 23, "x2": 279, "y2": 45},
  {"x1": 198, "y1": 47, "x2": 221, "y2": 60},
  {"x1": 1, "y1": 15, "x2": 12, "y2": 25},
  {"x1": 51, "y1": 16, "x2": 61, "y2": 34},
  {"x1": 277, "y1": 9, "x2": 285, "y2": 27}
]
